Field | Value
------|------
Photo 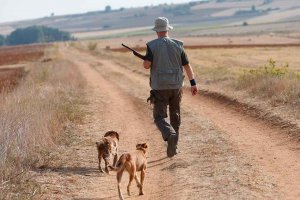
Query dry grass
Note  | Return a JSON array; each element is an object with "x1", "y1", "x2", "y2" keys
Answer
[
  {"x1": 236, "y1": 59, "x2": 300, "y2": 105},
  {"x1": 0, "y1": 47, "x2": 86, "y2": 199},
  {"x1": 0, "y1": 67, "x2": 26, "y2": 93},
  {"x1": 0, "y1": 44, "x2": 48, "y2": 66}
]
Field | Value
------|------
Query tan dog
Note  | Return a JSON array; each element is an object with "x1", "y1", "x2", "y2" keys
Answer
[
  {"x1": 96, "y1": 131, "x2": 119, "y2": 173},
  {"x1": 109, "y1": 143, "x2": 148, "y2": 200}
]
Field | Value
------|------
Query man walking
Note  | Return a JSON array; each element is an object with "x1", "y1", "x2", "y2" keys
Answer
[{"x1": 143, "y1": 17, "x2": 198, "y2": 157}]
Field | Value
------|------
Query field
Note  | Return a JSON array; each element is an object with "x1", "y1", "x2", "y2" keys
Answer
[
  {"x1": 0, "y1": 44, "x2": 48, "y2": 65},
  {"x1": 0, "y1": 44, "x2": 49, "y2": 93},
  {"x1": 0, "y1": 67, "x2": 25, "y2": 93},
  {"x1": 0, "y1": 0, "x2": 300, "y2": 198},
  {"x1": 0, "y1": 36, "x2": 299, "y2": 199}
]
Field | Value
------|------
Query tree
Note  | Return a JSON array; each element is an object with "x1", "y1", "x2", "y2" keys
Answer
[
  {"x1": 7, "y1": 26, "x2": 72, "y2": 45},
  {"x1": 163, "y1": 4, "x2": 192, "y2": 16},
  {"x1": 0, "y1": 35, "x2": 5, "y2": 46},
  {"x1": 243, "y1": 21, "x2": 249, "y2": 26},
  {"x1": 105, "y1": 5, "x2": 111, "y2": 12}
]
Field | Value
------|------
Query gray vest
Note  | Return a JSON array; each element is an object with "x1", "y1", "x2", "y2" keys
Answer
[{"x1": 147, "y1": 37, "x2": 184, "y2": 90}]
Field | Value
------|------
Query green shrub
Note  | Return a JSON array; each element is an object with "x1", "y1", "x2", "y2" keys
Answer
[
  {"x1": 296, "y1": 72, "x2": 300, "y2": 80},
  {"x1": 249, "y1": 59, "x2": 289, "y2": 77},
  {"x1": 0, "y1": 34, "x2": 5, "y2": 46},
  {"x1": 7, "y1": 26, "x2": 73, "y2": 45},
  {"x1": 238, "y1": 59, "x2": 289, "y2": 88},
  {"x1": 87, "y1": 42, "x2": 98, "y2": 51},
  {"x1": 237, "y1": 59, "x2": 300, "y2": 104}
]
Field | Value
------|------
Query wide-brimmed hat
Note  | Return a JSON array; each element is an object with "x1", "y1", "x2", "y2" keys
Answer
[{"x1": 152, "y1": 17, "x2": 173, "y2": 32}]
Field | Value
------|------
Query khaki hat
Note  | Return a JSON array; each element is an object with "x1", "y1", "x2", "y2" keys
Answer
[{"x1": 152, "y1": 17, "x2": 173, "y2": 32}]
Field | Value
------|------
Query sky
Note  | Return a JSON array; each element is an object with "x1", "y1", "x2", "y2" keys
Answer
[{"x1": 0, "y1": 0, "x2": 191, "y2": 23}]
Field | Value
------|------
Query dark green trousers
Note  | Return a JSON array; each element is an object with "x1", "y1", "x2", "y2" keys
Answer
[{"x1": 151, "y1": 89, "x2": 182, "y2": 141}]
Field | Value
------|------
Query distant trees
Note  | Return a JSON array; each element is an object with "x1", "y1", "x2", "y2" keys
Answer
[
  {"x1": 6, "y1": 26, "x2": 72, "y2": 46},
  {"x1": 234, "y1": 5, "x2": 261, "y2": 16},
  {"x1": 243, "y1": 21, "x2": 249, "y2": 26},
  {"x1": 105, "y1": 5, "x2": 112, "y2": 12},
  {"x1": 0, "y1": 35, "x2": 5, "y2": 46},
  {"x1": 263, "y1": 0, "x2": 273, "y2": 4},
  {"x1": 163, "y1": 4, "x2": 192, "y2": 16}
]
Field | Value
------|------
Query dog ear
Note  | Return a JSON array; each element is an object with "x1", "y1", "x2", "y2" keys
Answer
[
  {"x1": 96, "y1": 141, "x2": 104, "y2": 147},
  {"x1": 115, "y1": 132, "x2": 120, "y2": 141},
  {"x1": 142, "y1": 143, "x2": 148, "y2": 149},
  {"x1": 114, "y1": 131, "x2": 120, "y2": 141}
]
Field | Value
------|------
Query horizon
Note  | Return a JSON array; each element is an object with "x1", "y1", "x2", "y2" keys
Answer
[{"x1": 0, "y1": 0, "x2": 192, "y2": 23}]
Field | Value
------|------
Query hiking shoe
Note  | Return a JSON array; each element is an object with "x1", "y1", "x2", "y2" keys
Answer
[{"x1": 167, "y1": 134, "x2": 177, "y2": 158}]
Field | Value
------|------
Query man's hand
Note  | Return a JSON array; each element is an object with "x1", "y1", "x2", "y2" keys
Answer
[
  {"x1": 191, "y1": 85, "x2": 198, "y2": 96},
  {"x1": 143, "y1": 60, "x2": 151, "y2": 69}
]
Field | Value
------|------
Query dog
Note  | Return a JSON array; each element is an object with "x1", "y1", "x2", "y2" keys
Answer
[
  {"x1": 96, "y1": 131, "x2": 119, "y2": 174},
  {"x1": 109, "y1": 143, "x2": 148, "y2": 200}
]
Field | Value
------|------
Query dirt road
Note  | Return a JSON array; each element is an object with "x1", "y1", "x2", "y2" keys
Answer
[{"x1": 33, "y1": 45, "x2": 299, "y2": 200}]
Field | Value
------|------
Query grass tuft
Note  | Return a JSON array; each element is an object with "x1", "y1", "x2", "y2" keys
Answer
[{"x1": 87, "y1": 42, "x2": 98, "y2": 51}]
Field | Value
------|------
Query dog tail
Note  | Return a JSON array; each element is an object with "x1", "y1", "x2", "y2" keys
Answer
[{"x1": 108, "y1": 153, "x2": 131, "y2": 171}]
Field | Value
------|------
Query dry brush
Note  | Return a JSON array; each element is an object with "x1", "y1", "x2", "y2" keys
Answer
[{"x1": 0, "y1": 48, "x2": 86, "y2": 199}]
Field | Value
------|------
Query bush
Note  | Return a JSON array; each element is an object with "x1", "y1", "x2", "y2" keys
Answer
[
  {"x1": 237, "y1": 59, "x2": 300, "y2": 104},
  {"x1": 0, "y1": 34, "x2": 5, "y2": 46},
  {"x1": 7, "y1": 26, "x2": 73, "y2": 45},
  {"x1": 87, "y1": 42, "x2": 98, "y2": 51}
]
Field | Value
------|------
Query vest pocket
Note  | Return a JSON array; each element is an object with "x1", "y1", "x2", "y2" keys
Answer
[{"x1": 158, "y1": 68, "x2": 180, "y2": 85}]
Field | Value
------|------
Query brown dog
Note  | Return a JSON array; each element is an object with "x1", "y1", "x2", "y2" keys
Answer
[
  {"x1": 109, "y1": 143, "x2": 148, "y2": 200},
  {"x1": 96, "y1": 131, "x2": 119, "y2": 173}
]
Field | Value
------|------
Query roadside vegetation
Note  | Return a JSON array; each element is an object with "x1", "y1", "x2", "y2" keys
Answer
[
  {"x1": 237, "y1": 59, "x2": 300, "y2": 105},
  {"x1": 0, "y1": 45, "x2": 86, "y2": 199},
  {"x1": 0, "y1": 26, "x2": 73, "y2": 46},
  {"x1": 0, "y1": 34, "x2": 5, "y2": 46},
  {"x1": 87, "y1": 41, "x2": 98, "y2": 51}
]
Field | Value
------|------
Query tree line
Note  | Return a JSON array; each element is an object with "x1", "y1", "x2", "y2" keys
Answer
[{"x1": 0, "y1": 26, "x2": 73, "y2": 46}]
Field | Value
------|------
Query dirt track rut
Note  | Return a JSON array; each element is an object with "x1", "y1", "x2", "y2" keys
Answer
[{"x1": 33, "y1": 45, "x2": 299, "y2": 200}]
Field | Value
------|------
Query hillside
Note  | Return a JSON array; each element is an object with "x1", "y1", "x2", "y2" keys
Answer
[{"x1": 1, "y1": 0, "x2": 300, "y2": 38}]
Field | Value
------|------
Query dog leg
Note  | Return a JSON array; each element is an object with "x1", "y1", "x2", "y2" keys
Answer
[
  {"x1": 140, "y1": 169, "x2": 145, "y2": 195},
  {"x1": 134, "y1": 173, "x2": 142, "y2": 189},
  {"x1": 118, "y1": 184, "x2": 124, "y2": 200},
  {"x1": 113, "y1": 153, "x2": 118, "y2": 167},
  {"x1": 104, "y1": 158, "x2": 110, "y2": 174},
  {"x1": 127, "y1": 171, "x2": 134, "y2": 196},
  {"x1": 117, "y1": 169, "x2": 124, "y2": 200},
  {"x1": 98, "y1": 152, "x2": 104, "y2": 173}
]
